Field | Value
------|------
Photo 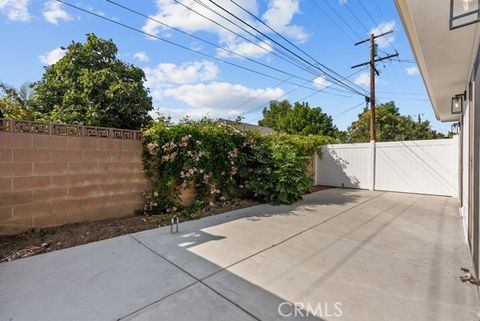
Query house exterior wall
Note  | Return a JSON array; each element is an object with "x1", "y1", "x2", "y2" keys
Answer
[
  {"x1": 0, "y1": 120, "x2": 148, "y2": 235},
  {"x1": 459, "y1": 44, "x2": 480, "y2": 275}
]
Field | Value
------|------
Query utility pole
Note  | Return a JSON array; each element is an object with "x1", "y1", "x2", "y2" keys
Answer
[
  {"x1": 351, "y1": 30, "x2": 399, "y2": 141},
  {"x1": 369, "y1": 33, "x2": 376, "y2": 141}
]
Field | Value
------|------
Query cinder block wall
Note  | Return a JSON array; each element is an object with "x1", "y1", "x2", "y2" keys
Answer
[{"x1": 0, "y1": 128, "x2": 148, "y2": 235}]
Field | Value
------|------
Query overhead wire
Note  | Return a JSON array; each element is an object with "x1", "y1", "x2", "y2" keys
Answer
[
  {"x1": 57, "y1": 0, "x2": 339, "y2": 95},
  {"x1": 310, "y1": 0, "x2": 355, "y2": 42},
  {"x1": 188, "y1": 0, "x2": 315, "y2": 73},
  {"x1": 239, "y1": 68, "x2": 366, "y2": 121},
  {"x1": 205, "y1": 0, "x2": 366, "y2": 97},
  {"x1": 317, "y1": 0, "x2": 362, "y2": 39},
  {"x1": 227, "y1": 0, "x2": 366, "y2": 95},
  {"x1": 104, "y1": 0, "x2": 348, "y2": 92},
  {"x1": 169, "y1": 0, "x2": 364, "y2": 96},
  {"x1": 169, "y1": 0, "x2": 316, "y2": 74}
]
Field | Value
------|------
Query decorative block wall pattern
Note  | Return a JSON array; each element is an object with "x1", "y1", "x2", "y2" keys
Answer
[{"x1": 0, "y1": 120, "x2": 148, "y2": 235}]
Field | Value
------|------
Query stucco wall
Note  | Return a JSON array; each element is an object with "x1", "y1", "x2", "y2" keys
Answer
[{"x1": 0, "y1": 120, "x2": 148, "y2": 235}]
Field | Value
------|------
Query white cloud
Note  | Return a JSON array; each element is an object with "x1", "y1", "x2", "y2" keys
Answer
[
  {"x1": 144, "y1": 60, "x2": 220, "y2": 99},
  {"x1": 217, "y1": 40, "x2": 273, "y2": 59},
  {"x1": 43, "y1": 0, "x2": 72, "y2": 25},
  {"x1": 162, "y1": 82, "x2": 284, "y2": 118},
  {"x1": 0, "y1": 0, "x2": 30, "y2": 21},
  {"x1": 39, "y1": 47, "x2": 65, "y2": 65},
  {"x1": 141, "y1": 0, "x2": 254, "y2": 38},
  {"x1": 339, "y1": 0, "x2": 347, "y2": 4},
  {"x1": 142, "y1": 0, "x2": 309, "y2": 57},
  {"x1": 405, "y1": 66, "x2": 419, "y2": 76},
  {"x1": 354, "y1": 72, "x2": 370, "y2": 87},
  {"x1": 313, "y1": 76, "x2": 332, "y2": 89},
  {"x1": 262, "y1": 0, "x2": 309, "y2": 43},
  {"x1": 154, "y1": 106, "x2": 218, "y2": 121},
  {"x1": 133, "y1": 51, "x2": 149, "y2": 62},
  {"x1": 369, "y1": 21, "x2": 395, "y2": 48}
]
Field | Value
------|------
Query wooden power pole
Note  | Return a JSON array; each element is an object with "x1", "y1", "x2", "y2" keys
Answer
[
  {"x1": 369, "y1": 33, "x2": 376, "y2": 141},
  {"x1": 351, "y1": 30, "x2": 399, "y2": 141}
]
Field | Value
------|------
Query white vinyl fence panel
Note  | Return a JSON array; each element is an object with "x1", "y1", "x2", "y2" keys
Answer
[
  {"x1": 315, "y1": 137, "x2": 458, "y2": 197},
  {"x1": 375, "y1": 139, "x2": 458, "y2": 196},
  {"x1": 316, "y1": 142, "x2": 372, "y2": 189}
]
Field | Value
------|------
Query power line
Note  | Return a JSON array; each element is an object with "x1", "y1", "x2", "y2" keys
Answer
[
  {"x1": 239, "y1": 68, "x2": 366, "y2": 121},
  {"x1": 332, "y1": 102, "x2": 365, "y2": 118},
  {"x1": 170, "y1": 0, "x2": 364, "y2": 96},
  {"x1": 310, "y1": 0, "x2": 355, "y2": 41},
  {"x1": 318, "y1": 0, "x2": 362, "y2": 39},
  {"x1": 237, "y1": 77, "x2": 353, "y2": 120},
  {"x1": 371, "y1": 0, "x2": 389, "y2": 22},
  {"x1": 206, "y1": 0, "x2": 366, "y2": 97},
  {"x1": 343, "y1": 1, "x2": 370, "y2": 33},
  {"x1": 56, "y1": 1, "x2": 340, "y2": 94},
  {"x1": 227, "y1": 0, "x2": 366, "y2": 96},
  {"x1": 377, "y1": 91, "x2": 425, "y2": 96},
  {"x1": 104, "y1": 0, "x2": 344, "y2": 92},
  {"x1": 170, "y1": 0, "x2": 315, "y2": 74},
  {"x1": 358, "y1": 0, "x2": 379, "y2": 28}
]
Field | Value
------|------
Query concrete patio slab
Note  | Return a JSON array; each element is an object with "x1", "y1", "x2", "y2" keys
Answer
[
  {"x1": 0, "y1": 235, "x2": 196, "y2": 321},
  {"x1": 132, "y1": 189, "x2": 377, "y2": 279},
  {"x1": 1, "y1": 189, "x2": 478, "y2": 321},
  {"x1": 122, "y1": 283, "x2": 257, "y2": 321}
]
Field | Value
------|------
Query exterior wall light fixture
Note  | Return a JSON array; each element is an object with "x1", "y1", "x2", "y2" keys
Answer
[
  {"x1": 450, "y1": 0, "x2": 480, "y2": 30},
  {"x1": 451, "y1": 91, "x2": 467, "y2": 115}
]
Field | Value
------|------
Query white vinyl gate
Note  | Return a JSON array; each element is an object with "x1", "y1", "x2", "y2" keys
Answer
[{"x1": 315, "y1": 137, "x2": 459, "y2": 197}]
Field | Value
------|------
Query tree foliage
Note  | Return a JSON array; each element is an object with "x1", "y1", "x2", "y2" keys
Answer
[
  {"x1": 259, "y1": 100, "x2": 337, "y2": 136},
  {"x1": 346, "y1": 101, "x2": 445, "y2": 142},
  {"x1": 32, "y1": 34, "x2": 152, "y2": 129},
  {"x1": 0, "y1": 82, "x2": 34, "y2": 120}
]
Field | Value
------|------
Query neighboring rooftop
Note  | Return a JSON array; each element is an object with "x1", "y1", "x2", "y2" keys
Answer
[{"x1": 220, "y1": 119, "x2": 276, "y2": 135}]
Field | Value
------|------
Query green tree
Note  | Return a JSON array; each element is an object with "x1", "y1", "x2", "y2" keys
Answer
[
  {"x1": 346, "y1": 101, "x2": 445, "y2": 142},
  {"x1": 258, "y1": 100, "x2": 291, "y2": 130},
  {"x1": 279, "y1": 102, "x2": 337, "y2": 136},
  {"x1": 0, "y1": 82, "x2": 34, "y2": 119},
  {"x1": 32, "y1": 34, "x2": 152, "y2": 129},
  {"x1": 258, "y1": 100, "x2": 337, "y2": 136}
]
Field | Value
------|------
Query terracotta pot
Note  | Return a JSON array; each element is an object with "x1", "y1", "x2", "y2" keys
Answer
[{"x1": 179, "y1": 185, "x2": 196, "y2": 206}]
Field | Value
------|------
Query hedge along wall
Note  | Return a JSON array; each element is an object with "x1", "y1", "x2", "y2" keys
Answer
[{"x1": 0, "y1": 119, "x2": 148, "y2": 235}]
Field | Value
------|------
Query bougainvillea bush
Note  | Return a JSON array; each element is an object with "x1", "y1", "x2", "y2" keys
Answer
[{"x1": 142, "y1": 119, "x2": 327, "y2": 216}]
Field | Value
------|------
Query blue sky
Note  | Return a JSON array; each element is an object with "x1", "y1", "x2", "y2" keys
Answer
[{"x1": 0, "y1": 0, "x2": 452, "y2": 133}]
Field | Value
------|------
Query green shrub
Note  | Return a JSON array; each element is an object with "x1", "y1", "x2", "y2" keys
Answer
[
  {"x1": 244, "y1": 140, "x2": 312, "y2": 205},
  {"x1": 142, "y1": 119, "x2": 326, "y2": 215}
]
